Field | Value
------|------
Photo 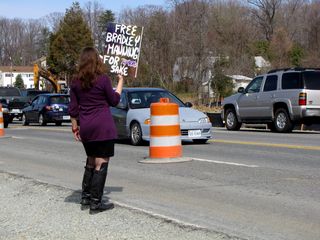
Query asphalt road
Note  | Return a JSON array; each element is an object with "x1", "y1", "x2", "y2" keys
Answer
[{"x1": 1, "y1": 123, "x2": 320, "y2": 240}]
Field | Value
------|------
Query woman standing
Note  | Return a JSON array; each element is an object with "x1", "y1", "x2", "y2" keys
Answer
[{"x1": 69, "y1": 47, "x2": 123, "y2": 214}]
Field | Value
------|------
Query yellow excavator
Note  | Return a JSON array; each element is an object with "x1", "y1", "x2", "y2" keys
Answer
[{"x1": 33, "y1": 64, "x2": 64, "y2": 93}]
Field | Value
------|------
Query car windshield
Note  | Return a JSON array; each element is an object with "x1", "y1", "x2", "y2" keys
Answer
[
  {"x1": 303, "y1": 71, "x2": 320, "y2": 90},
  {"x1": 50, "y1": 96, "x2": 70, "y2": 104},
  {"x1": 128, "y1": 90, "x2": 185, "y2": 109},
  {"x1": 0, "y1": 88, "x2": 20, "y2": 96}
]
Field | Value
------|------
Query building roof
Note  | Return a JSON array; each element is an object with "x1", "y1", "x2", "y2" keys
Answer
[
  {"x1": 228, "y1": 75, "x2": 252, "y2": 81},
  {"x1": 0, "y1": 66, "x2": 33, "y2": 72}
]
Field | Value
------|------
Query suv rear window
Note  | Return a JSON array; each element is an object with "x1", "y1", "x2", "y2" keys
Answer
[
  {"x1": 282, "y1": 72, "x2": 302, "y2": 89},
  {"x1": 302, "y1": 71, "x2": 320, "y2": 90},
  {"x1": 50, "y1": 96, "x2": 70, "y2": 104}
]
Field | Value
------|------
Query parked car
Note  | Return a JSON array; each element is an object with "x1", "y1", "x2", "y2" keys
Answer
[
  {"x1": 21, "y1": 89, "x2": 51, "y2": 103},
  {"x1": 0, "y1": 99, "x2": 10, "y2": 128},
  {"x1": 22, "y1": 94, "x2": 70, "y2": 126},
  {"x1": 111, "y1": 88, "x2": 212, "y2": 145},
  {"x1": 221, "y1": 68, "x2": 320, "y2": 133}
]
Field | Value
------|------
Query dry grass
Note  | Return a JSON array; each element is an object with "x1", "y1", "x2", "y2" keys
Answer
[{"x1": 177, "y1": 93, "x2": 222, "y2": 113}]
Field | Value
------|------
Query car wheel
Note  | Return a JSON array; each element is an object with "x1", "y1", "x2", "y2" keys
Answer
[
  {"x1": 22, "y1": 114, "x2": 29, "y2": 126},
  {"x1": 274, "y1": 108, "x2": 293, "y2": 133},
  {"x1": 225, "y1": 108, "x2": 242, "y2": 131},
  {"x1": 130, "y1": 122, "x2": 143, "y2": 146},
  {"x1": 39, "y1": 114, "x2": 47, "y2": 126},
  {"x1": 192, "y1": 139, "x2": 208, "y2": 144},
  {"x1": 9, "y1": 116, "x2": 14, "y2": 123}
]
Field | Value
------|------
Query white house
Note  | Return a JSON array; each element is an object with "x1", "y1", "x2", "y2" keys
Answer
[
  {"x1": 254, "y1": 56, "x2": 271, "y2": 71},
  {"x1": 0, "y1": 66, "x2": 34, "y2": 88},
  {"x1": 228, "y1": 75, "x2": 252, "y2": 92}
]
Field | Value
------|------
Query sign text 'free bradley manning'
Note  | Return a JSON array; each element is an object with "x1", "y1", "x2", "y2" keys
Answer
[{"x1": 103, "y1": 23, "x2": 143, "y2": 77}]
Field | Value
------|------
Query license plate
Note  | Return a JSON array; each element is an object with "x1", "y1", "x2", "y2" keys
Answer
[
  {"x1": 188, "y1": 130, "x2": 201, "y2": 138},
  {"x1": 63, "y1": 115, "x2": 70, "y2": 120}
]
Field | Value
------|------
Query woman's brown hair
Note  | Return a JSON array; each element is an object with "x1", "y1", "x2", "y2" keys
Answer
[{"x1": 77, "y1": 47, "x2": 107, "y2": 90}]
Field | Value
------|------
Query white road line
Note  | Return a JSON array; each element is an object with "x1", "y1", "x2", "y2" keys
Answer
[
  {"x1": 11, "y1": 136, "x2": 25, "y2": 139},
  {"x1": 192, "y1": 158, "x2": 259, "y2": 168},
  {"x1": 113, "y1": 201, "x2": 206, "y2": 231}
]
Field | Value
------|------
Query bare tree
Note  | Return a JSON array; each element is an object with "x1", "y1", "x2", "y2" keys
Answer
[
  {"x1": 170, "y1": 0, "x2": 211, "y2": 93},
  {"x1": 0, "y1": 17, "x2": 49, "y2": 66},
  {"x1": 248, "y1": 0, "x2": 282, "y2": 41},
  {"x1": 42, "y1": 12, "x2": 64, "y2": 32},
  {"x1": 302, "y1": 1, "x2": 320, "y2": 67},
  {"x1": 208, "y1": 0, "x2": 255, "y2": 75}
]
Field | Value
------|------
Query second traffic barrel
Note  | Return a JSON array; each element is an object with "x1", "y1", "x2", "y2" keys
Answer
[{"x1": 149, "y1": 98, "x2": 182, "y2": 158}]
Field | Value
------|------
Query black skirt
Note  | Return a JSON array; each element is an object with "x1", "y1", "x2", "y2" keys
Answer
[{"x1": 82, "y1": 140, "x2": 115, "y2": 158}]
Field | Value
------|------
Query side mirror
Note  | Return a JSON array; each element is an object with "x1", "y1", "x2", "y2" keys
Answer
[
  {"x1": 238, "y1": 87, "x2": 245, "y2": 93},
  {"x1": 185, "y1": 102, "x2": 193, "y2": 108}
]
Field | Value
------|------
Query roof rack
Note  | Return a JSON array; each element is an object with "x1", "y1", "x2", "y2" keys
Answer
[{"x1": 267, "y1": 67, "x2": 320, "y2": 74}]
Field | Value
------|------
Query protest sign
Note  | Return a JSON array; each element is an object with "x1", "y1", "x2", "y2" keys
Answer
[{"x1": 103, "y1": 22, "x2": 143, "y2": 77}]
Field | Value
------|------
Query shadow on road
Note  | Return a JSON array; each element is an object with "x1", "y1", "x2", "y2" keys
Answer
[{"x1": 64, "y1": 186, "x2": 123, "y2": 204}]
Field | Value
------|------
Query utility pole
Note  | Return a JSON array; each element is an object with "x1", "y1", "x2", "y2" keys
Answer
[{"x1": 9, "y1": 56, "x2": 13, "y2": 86}]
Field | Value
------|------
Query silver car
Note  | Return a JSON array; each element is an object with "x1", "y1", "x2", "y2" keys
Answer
[{"x1": 111, "y1": 88, "x2": 212, "y2": 145}]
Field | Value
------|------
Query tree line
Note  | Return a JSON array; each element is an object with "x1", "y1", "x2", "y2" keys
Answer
[{"x1": 1, "y1": 0, "x2": 319, "y2": 97}]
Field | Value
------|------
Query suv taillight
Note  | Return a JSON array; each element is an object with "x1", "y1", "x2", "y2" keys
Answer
[{"x1": 299, "y1": 92, "x2": 307, "y2": 105}]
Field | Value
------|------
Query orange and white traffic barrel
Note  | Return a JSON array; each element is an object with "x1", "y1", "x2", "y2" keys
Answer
[
  {"x1": 149, "y1": 98, "x2": 182, "y2": 158},
  {"x1": 0, "y1": 104, "x2": 5, "y2": 137}
]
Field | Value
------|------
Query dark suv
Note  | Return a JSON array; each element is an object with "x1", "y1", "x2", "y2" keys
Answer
[
  {"x1": 221, "y1": 68, "x2": 320, "y2": 133},
  {"x1": 0, "y1": 87, "x2": 27, "y2": 122}
]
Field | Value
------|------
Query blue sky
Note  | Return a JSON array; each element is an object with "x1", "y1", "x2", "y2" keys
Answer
[{"x1": 0, "y1": 0, "x2": 169, "y2": 19}]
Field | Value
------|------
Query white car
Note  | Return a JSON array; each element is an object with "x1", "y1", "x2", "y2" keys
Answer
[{"x1": 111, "y1": 87, "x2": 212, "y2": 145}]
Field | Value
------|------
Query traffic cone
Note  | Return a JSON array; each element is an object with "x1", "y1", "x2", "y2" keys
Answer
[
  {"x1": 0, "y1": 104, "x2": 5, "y2": 137},
  {"x1": 139, "y1": 98, "x2": 192, "y2": 164}
]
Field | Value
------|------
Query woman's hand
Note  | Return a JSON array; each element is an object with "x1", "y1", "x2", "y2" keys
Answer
[
  {"x1": 72, "y1": 126, "x2": 81, "y2": 141},
  {"x1": 117, "y1": 74, "x2": 124, "y2": 82},
  {"x1": 71, "y1": 117, "x2": 81, "y2": 141}
]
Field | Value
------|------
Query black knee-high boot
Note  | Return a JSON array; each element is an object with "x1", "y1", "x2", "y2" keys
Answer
[
  {"x1": 90, "y1": 162, "x2": 114, "y2": 213},
  {"x1": 80, "y1": 165, "x2": 94, "y2": 207}
]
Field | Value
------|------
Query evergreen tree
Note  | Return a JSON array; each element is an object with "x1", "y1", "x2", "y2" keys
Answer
[
  {"x1": 289, "y1": 44, "x2": 304, "y2": 67},
  {"x1": 47, "y1": 2, "x2": 93, "y2": 82},
  {"x1": 97, "y1": 10, "x2": 115, "y2": 53},
  {"x1": 211, "y1": 58, "x2": 234, "y2": 104},
  {"x1": 14, "y1": 74, "x2": 25, "y2": 89}
]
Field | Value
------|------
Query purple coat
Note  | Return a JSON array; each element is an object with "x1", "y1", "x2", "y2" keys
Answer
[{"x1": 68, "y1": 75, "x2": 120, "y2": 142}]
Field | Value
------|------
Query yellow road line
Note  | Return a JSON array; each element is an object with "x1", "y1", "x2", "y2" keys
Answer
[
  {"x1": 10, "y1": 126, "x2": 320, "y2": 151},
  {"x1": 210, "y1": 139, "x2": 320, "y2": 151}
]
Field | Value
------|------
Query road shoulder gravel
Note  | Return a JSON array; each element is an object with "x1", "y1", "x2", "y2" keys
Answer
[{"x1": 0, "y1": 171, "x2": 240, "y2": 240}]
